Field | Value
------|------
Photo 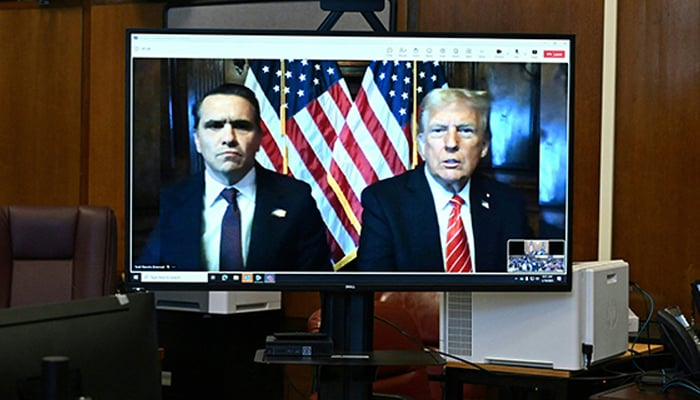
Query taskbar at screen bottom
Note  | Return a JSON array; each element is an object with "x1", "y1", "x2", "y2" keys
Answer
[{"x1": 125, "y1": 271, "x2": 570, "y2": 292}]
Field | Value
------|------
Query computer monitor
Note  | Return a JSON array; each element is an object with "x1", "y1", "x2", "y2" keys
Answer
[
  {"x1": 124, "y1": 29, "x2": 574, "y2": 294},
  {"x1": 0, "y1": 292, "x2": 161, "y2": 400}
]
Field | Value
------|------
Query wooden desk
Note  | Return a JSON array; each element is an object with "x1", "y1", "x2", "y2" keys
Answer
[
  {"x1": 444, "y1": 343, "x2": 664, "y2": 400},
  {"x1": 590, "y1": 382, "x2": 699, "y2": 399}
]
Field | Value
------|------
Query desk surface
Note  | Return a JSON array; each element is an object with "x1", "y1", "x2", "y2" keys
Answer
[
  {"x1": 590, "y1": 382, "x2": 698, "y2": 399},
  {"x1": 445, "y1": 343, "x2": 664, "y2": 378}
]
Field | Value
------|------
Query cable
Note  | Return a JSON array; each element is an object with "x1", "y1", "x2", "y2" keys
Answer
[
  {"x1": 582, "y1": 343, "x2": 593, "y2": 369},
  {"x1": 662, "y1": 377, "x2": 700, "y2": 396},
  {"x1": 373, "y1": 314, "x2": 490, "y2": 372},
  {"x1": 629, "y1": 280, "x2": 656, "y2": 372}
]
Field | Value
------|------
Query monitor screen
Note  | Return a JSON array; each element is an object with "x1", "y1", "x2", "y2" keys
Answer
[
  {"x1": 0, "y1": 292, "x2": 161, "y2": 400},
  {"x1": 125, "y1": 29, "x2": 574, "y2": 292}
]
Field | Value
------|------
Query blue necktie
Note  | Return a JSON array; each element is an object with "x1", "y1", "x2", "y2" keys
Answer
[{"x1": 220, "y1": 188, "x2": 243, "y2": 270}]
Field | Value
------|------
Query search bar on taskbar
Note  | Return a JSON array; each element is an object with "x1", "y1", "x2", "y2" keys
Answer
[{"x1": 139, "y1": 272, "x2": 209, "y2": 283}]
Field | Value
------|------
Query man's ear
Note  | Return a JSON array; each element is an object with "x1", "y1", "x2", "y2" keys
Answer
[
  {"x1": 480, "y1": 140, "x2": 490, "y2": 159},
  {"x1": 417, "y1": 133, "x2": 426, "y2": 159},
  {"x1": 193, "y1": 131, "x2": 202, "y2": 154}
]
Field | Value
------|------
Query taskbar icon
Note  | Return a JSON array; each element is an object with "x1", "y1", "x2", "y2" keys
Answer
[{"x1": 207, "y1": 272, "x2": 277, "y2": 284}]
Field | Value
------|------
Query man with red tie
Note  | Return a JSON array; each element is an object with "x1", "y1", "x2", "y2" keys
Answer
[{"x1": 356, "y1": 88, "x2": 531, "y2": 272}]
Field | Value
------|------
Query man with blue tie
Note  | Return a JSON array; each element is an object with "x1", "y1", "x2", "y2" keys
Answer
[
  {"x1": 356, "y1": 88, "x2": 531, "y2": 272},
  {"x1": 137, "y1": 83, "x2": 330, "y2": 271}
]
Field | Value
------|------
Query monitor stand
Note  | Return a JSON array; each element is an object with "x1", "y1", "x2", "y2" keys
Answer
[
  {"x1": 255, "y1": 290, "x2": 444, "y2": 400},
  {"x1": 317, "y1": 291, "x2": 375, "y2": 399},
  {"x1": 317, "y1": 0, "x2": 392, "y2": 32}
]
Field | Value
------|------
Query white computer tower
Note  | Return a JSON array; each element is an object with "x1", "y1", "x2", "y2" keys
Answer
[
  {"x1": 154, "y1": 291, "x2": 281, "y2": 315},
  {"x1": 440, "y1": 260, "x2": 629, "y2": 370}
]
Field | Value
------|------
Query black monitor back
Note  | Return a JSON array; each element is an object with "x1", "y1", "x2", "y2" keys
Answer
[{"x1": 0, "y1": 292, "x2": 161, "y2": 400}]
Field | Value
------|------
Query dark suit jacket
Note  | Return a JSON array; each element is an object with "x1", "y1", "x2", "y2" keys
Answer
[
  {"x1": 137, "y1": 164, "x2": 331, "y2": 271},
  {"x1": 356, "y1": 165, "x2": 531, "y2": 272}
]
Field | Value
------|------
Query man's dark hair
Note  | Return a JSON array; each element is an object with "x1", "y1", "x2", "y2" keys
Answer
[{"x1": 191, "y1": 83, "x2": 262, "y2": 130}]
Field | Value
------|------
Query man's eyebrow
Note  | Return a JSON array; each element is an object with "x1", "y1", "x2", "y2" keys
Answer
[
  {"x1": 428, "y1": 122, "x2": 476, "y2": 128},
  {"x1": 203, "y1": 118, "x2": 225, "y2": 126},
  {"x1": 230, "y1": 119, "x2": 255, "y2": 128},
  {"x1": 202, "y1": 118, "x2": 256, "y2": 129}
]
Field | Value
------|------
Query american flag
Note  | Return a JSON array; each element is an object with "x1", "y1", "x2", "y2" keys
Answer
[{"x1": 245, "y1": 59, "x2": 447, "y2": 268}]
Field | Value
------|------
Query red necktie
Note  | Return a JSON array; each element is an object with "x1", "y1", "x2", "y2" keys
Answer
[
  {"x1": 446, "y1": 195, "x2": 472, "y2": 273},
  {"x1": 220, "y1": 188, "x2": 243, "y2": 270}
]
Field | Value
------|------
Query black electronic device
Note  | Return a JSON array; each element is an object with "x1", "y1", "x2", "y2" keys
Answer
[
  {"x1": 265, "y1": 332, "x2": 334, "y2": 357},
  {"x1": 124, "y1": 29, "x2": 575, "y2": 294},
  {"x1": 124, "y1": 28, "x2": 575, "y2": 399},
  {"x1": 320, "y1": 0, "x2": 384, "y2": 11},
  {"x1": 0, "y1": 292, "x2": 161, "y2": 400},
  {"x1": 656, "y1": 305, "x2": 700, "y2": 379}
]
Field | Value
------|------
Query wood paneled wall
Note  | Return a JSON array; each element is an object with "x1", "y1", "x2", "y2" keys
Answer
[
  {"x1": 87, "y1": 2, "x2": 166, "y2": 276},
  {"x1": 1, "y1": 0, "x2": 697, "y2": 320},
  {"x1": 0, "y1": 7, "x2": 84, "y2": 205},
  {"x1": 614, "y1": 1, "x2": 700, "y2": 314}
]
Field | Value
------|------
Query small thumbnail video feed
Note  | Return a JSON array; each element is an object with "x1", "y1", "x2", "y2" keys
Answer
[{"x1": 507, "y1": 239, "x2": 566, "y2": 273}]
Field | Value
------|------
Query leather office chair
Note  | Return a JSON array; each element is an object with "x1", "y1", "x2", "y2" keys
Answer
[{"x1": 0, "y1": 205, "x2": 117, "y2": 308}]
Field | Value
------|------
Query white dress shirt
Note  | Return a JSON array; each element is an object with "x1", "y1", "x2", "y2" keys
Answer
[{"x1": 201, "y1": 168, "x2": 257, "y2": 271}]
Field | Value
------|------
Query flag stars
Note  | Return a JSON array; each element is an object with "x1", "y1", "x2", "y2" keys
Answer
[
  {"x1": 262, "y1": 65, "x2": 270, "y2": 74},
  {"x1": 297, "y1": 89, "x2": 305, "y2": 98}
]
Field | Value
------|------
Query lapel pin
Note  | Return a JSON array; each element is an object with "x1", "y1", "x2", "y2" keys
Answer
[
  {"x1": 272, "y1": 209, "x2": 287, "y2": 218},
  {"x1": 482, "y1": 193, "x2": 491, "y2": 209}
]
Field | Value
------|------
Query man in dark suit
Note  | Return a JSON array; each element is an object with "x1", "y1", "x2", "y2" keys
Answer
[
  {"x1": 356, "y1": 88, "x2": 531, "y2": 272},
  {"x1": 137, "y1": 83, "x2": 330, "y2": 271}
]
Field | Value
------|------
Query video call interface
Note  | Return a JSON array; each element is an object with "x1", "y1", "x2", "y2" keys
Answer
[{"x1": 126, "y1": 31, "x2": 573, "y2": 290}]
